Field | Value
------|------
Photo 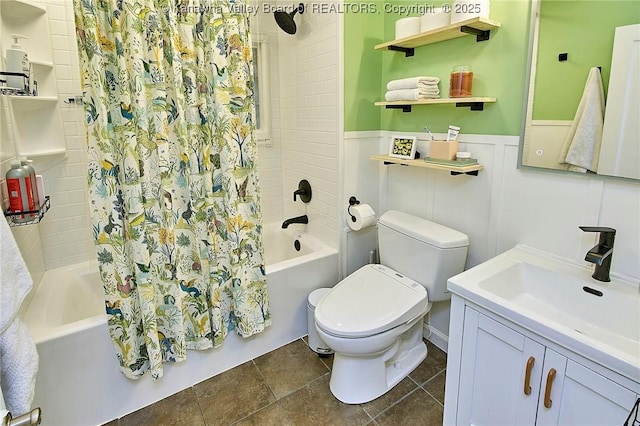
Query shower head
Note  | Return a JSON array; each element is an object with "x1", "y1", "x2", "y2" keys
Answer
[{"x1": 274, "y1": 3, "x2": 304, "y2": 35}]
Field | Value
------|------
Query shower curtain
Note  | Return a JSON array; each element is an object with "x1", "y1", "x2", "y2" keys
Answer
[{"x1": 74, "y1": 0, "x2": 270, "y2": 379}]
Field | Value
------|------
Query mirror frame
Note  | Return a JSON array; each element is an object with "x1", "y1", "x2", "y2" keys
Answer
[{"x1": 517, "y1": 0, "x2": 540, "y2": 172}]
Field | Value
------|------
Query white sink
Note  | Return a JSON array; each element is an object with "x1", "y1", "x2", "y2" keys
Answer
[{"x1": 448, "y1": 244, "x2": 640, "y2": 380}]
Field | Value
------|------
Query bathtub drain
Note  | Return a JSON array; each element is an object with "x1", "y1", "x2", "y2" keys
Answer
[{"x1": 294, "y1": 240, "x2": 301, "y2": 251}]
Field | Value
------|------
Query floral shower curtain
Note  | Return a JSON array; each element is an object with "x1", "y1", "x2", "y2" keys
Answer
[{"x1": 74, "y1": 0, "x2": 270, "y2": 379}]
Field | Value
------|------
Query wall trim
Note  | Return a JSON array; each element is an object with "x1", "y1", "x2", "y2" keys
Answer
[
  {"x1": 344, "y1": 130, "x2": 520, "y2": 147},
  {"x1": 530, "y1": 120, "x2": 573, "y2": 127},
  {"x1": 424, "y1": 323, "x2": 449, "y2": 354},
  {"x1": 343, "y1": 130, "x2": 383, "y2": 140}
]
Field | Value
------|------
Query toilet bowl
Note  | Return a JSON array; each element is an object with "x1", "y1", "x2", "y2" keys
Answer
[
  {"x1": 315, "y1": 264, "x2": 431, "y2": 403},
  {"x1": 314, "y1": 210, "x2": 469, "y2": 404}
]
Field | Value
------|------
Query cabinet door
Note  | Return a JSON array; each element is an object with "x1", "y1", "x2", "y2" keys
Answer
[
  {"x1": 457, "y1": 307, "x2": 545, "y2": 426},
  {"x1": 536, "y1": 349, "x2": 637, "y2": 426}
]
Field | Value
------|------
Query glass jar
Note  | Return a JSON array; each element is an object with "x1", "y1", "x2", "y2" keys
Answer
[{"x1": 449, "y1": 65, "x2": 473, "y2": 98}]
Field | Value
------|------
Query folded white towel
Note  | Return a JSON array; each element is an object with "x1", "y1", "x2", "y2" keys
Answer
[
  {"x1": 0, "y1": 320, "x2": 38, "y2": 415},
  {"x1": 385, "y1": 88, "x2": 440, "y2": 101},
  {"x1": 386, "y1": 76, "x2": 440, "y2": 91},
  {"x1": 0, "y1": 216, "x2": 33, "y2": 334},
  {"x1": 558, "y1": 67, "x2": 605, "y2": 173},
  {"x1": 0, "y1": 215, "x2": 38, "y2": 415}
]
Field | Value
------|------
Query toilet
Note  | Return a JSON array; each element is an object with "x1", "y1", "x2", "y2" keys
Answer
[{"x1": 314, "y1": 210, "x2": 469, "y2": 404}]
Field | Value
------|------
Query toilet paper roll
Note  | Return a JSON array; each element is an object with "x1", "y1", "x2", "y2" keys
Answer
[
  {"x1": 421, "y1": 7, "x2": 451, "y2": 33},
  {"x1": 347, "y1": 204, "x2": 376, "y2": 231},
  {"x1": 450, "y1": 0, "x2": 490, "y2": 24},
  {"x1": 395, "y1": 17, "x2": 421, "y2": 40}
]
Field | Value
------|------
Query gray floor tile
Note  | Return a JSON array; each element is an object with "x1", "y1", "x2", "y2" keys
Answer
[
  {"x1": 233, "y1": 402, "x2": 293, "y2": 426},
  {"x1": 278, "y1": 375, "x2": 371, "y2": 426},
  {"x1": 194, "y1": 361, "x2": 275, "y2": 426},
  {"x1": 253, "y1": 338, "x2": 330, "y2": 399},
  {"x1": 119, "y1": 388, "x2": 204, "y2": 426},
  {"x1": 424, "y1": 370, "x2": 446, "y2": 405},
  {"x1": 361, "y1": 377, "x2": 419, "y2": 418},
  {"x1": 374, "y1": 388, "x2": 443, "y2": 426},
  {"x1": 104, "y1": 338, "x2": 448, "y2": 426}
]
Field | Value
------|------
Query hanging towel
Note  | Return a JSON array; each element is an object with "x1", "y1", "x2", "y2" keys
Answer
[
  {"x1": 385, "y1": 88, "x2": 440, "y2": 101},
  {"x1": 386, "y1": 76, "x2": 440, "y2": 91},
  {"x1": 0, "y1": 215, "x2": 38, "y2": 416},
  {"x1": 558, "y1": 67, "x2": 605, "y2": 173}
]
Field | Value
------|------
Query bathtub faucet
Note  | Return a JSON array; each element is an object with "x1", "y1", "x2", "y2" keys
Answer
[{"x1": 282, "y1": 215, "x2": 308, "y2": 228}]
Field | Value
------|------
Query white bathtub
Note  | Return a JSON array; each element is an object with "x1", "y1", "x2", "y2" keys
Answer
[{"x1": 22, "y1": 223, "x2": 338, "y2": 426}]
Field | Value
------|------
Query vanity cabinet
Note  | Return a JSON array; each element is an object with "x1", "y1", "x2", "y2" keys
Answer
[
  {"x1": 447, "y1": 301, "x2": 639, "y2": 426},
  {"x1": 455, "y1": 306, "x2": 544, "y2": 425}
]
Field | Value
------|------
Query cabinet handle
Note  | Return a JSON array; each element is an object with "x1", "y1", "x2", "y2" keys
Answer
[
  {"x1": 524, "y1": 356, "x2": 535, "y2": 395},
  {"x1": 543, "y1": 368, "x2": 557, "y2": 409}
]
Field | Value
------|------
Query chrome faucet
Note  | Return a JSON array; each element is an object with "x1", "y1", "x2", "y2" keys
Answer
[
  {"x1": 579, "y1": 226, "x2": 616, "y2": 282},
  {"x1": 282, "y1": 215, "x2": 308, "y2": 228}
]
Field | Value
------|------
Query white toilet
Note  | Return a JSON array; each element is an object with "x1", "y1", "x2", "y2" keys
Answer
[{"x1": 314, "y1": 210, "x2": 469, "y2": 404}]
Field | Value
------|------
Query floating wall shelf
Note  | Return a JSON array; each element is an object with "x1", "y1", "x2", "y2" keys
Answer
[
  {"x1": 371, "y1": 155, "x2": 483, "y2": 176},
  {"x1": 375, "y1": 17, "x2": 501, "y2": 57},
  {"x1": 9, "y1": 96, "x2": 58, "y2": 111},
  {"x1": 376, "y1": 97, "x2": 497, "y2": 112},
  {"x1": 30, "y1": 60, "x2": 54, "y2": 69},
  {"x1": 1, "y1": 0, "x2": 67, "y2": 165},
  {"x1": 23, "y1": 148, "x2": 66, "y2": 158},
  {"x1": 0, "y1": 0, "x2": 46, "y2": 19}
]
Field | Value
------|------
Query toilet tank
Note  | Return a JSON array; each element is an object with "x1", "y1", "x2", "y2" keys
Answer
[{"x1": 377, "y1": 210, "x2": 469, "y2": 302}]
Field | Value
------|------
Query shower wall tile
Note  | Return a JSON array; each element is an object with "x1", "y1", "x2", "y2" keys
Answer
[
  {"x1": 47, "y1": 4, "x2": 66, "y2": 21},
  {"x1": 278, "y1": 8, "x2": 339, "y2": 248},
  {"x1": 253, "y1": 7, "x2": 283, "y2": 225},
  {"x1": 34, "y1": 0, "x2": 94, "y2": 270},
  {"x1": 51, "y1": 34, "x2": 69, "y2": 50},
  {"x1": 49, "y1": 19, "x2": 68, "y2": 36},
  {"x1": 0, "y1": 45, "x2": 46, "y2": 288}
]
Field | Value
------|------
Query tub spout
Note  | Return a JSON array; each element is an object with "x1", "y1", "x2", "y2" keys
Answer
[{"x1": 282, "y1": 215, "x2": 308, "y2": 228}]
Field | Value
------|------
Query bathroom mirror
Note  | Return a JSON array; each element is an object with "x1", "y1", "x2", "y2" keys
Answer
[{"x1": 519, "y1": 0, "x2": 640, "y2": 180}]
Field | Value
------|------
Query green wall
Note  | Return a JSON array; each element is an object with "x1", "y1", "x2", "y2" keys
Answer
[
  {"x1": 533, "y1": 1, "x2": 640, "y2": 120},
  {"x1": 344, "y1": 0, "x2": 532, "y2": 135},
  {"x1": 343, "y1": 3, "x2": 384, "y2": 131}
]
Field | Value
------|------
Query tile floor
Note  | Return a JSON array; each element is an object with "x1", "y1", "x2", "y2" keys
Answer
[{"x1": 104, "y1": 338, "x2": 447, "y2": 426}]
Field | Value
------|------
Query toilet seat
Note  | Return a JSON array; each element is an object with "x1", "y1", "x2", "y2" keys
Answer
[{"x1": 315, "y1": 264, "x2": 428, "y2": 339}]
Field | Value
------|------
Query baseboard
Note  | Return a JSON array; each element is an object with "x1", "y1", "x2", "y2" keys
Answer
[{"x1": 423, "y1": 323, "x2": 448, "y2": 354}]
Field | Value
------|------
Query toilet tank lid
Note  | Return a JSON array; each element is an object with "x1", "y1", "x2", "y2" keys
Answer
[{"x1": 378, "y1": 210, "x2": 469, "y2": 249}]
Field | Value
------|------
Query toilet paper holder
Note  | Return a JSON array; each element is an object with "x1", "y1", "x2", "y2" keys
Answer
[{"x1": 347, "y1": 196, "x2": 360, "y2": 222}]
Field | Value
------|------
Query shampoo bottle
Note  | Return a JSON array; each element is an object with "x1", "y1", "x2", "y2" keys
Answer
[
  {"x1": 6, "y1": 160, "x2": 31, "y2": 223},
  {"x1": 6, "y1": 34, "x2": 30, "y2": 90},
  {"x1": 20, "y1": 157, "x2": 40, "y2": 215}
]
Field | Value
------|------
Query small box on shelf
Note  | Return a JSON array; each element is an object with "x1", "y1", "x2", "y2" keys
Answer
[{"x1": 429, "y1": 140, "x2": 458, "y2": 160}]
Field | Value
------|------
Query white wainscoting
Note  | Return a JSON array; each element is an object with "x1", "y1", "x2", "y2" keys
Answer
[{"x1": 343, "y1": 130, "x2": 640, "y2": 348}]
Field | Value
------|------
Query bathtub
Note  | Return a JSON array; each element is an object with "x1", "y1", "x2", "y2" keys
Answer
[{"x1": 22, "y1": 223, "x2": 338, "y2": 426}]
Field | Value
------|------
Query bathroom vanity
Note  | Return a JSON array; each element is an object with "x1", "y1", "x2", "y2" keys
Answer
[{"x1": 443, "y1": 245, "x2": 640, "y2": 425}]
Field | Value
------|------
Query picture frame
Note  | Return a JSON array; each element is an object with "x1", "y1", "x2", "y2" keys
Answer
[{"x1": 388, "y1": 135, "x2": 417, "y2": 159}]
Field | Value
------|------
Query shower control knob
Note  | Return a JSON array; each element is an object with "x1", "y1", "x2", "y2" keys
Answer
[{"x1": 293, "y1": 180, "x2": 312, "y2": 203}]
